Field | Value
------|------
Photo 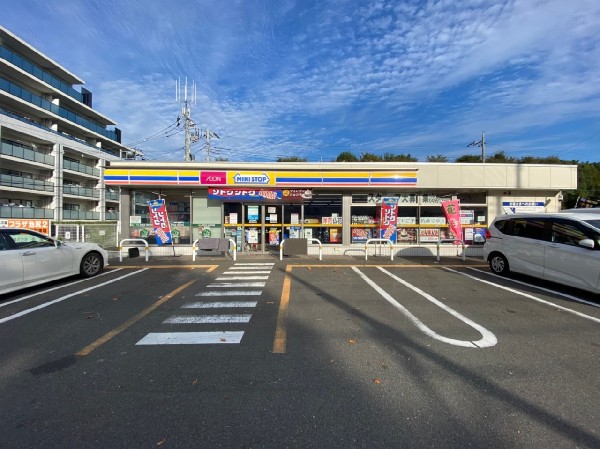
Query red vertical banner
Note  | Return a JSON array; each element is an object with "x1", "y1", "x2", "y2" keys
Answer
[
  {"x1": 147, "y1": 199, "x2": 172, "y2": 245},
  {"x1": 441, "y1": 200, "x2": 462, "y2": 244},
  {"x1": 380, "y1": 197, "x2": 398, "y2": 243}
]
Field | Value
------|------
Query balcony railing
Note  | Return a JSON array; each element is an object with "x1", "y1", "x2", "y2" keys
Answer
[
  {"x1": 0, "y1": 206, "x2": 54, "y2": 219},
  {"x1": 105, "y1": 212, "x2": 119, "y2": 220},
  {"x1": 62, "y1": 184, "x2": 100, "y2": 198},
  {"x1": 62, "y1": 210, "x2": 100, "y2": 220},
  {"x1": 0, "y1": 77, "x2": 118, "y2": 142},
  {"x1": 63, "y1": 159, "x2": 100, "y2": 177},
  {"x1": 0, "y1": 174, "x2": 54, "y2": 192},
  {"x1": 0, "y1": 45, "x2": 84, "y2": 102},
  {"x1": 106, "y1": 190, "x2": 120, "y2": 201},
  {"x1": 1, "y1": 140, "x2": 55, "y2": 166}
]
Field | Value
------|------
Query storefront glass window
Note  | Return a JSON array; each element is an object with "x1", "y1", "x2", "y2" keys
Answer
[
  {"x1": 303, "y1": 192, "x2": 342, "y2": 244},
  {"x1": 192, "y1": 196, "x2": 221, "y2": 241}
]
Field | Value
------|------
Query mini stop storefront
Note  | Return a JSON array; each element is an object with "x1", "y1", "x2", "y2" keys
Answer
[{"x1": 104, "y1": 161, "x2": 577, "y2": 257}]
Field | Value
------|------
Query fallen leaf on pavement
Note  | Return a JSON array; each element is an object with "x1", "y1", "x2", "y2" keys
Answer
[
  {"x1": 373, "y1": 378, "x2": 382, "y2": 384},
  {"x1": 348, "y1": 339, "x2": 357, "y2": 345}
]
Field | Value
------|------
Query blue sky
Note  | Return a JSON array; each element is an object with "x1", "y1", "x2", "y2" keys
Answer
[{"x1": 2, "y1": 0, "x2": 600, "y2": 163}]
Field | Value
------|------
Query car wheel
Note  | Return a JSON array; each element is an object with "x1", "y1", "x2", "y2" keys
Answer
[
  {"x1": 489, "y1": 253, "x2": 509, "y2": 275},
  {"x1": 80, "y1": 252, "x2": 103, "y2": 278}
]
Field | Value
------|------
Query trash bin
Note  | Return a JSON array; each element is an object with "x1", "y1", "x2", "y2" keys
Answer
[{"x1": 128, "y1": 247, "x2": 140, "y2": 258}]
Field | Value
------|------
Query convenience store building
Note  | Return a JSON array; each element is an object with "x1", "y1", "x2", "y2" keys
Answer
[{"x1": 104, "y1": 161, "x2": 577, "y2": 256}]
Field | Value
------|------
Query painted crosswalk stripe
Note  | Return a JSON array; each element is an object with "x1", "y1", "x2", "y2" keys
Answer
[
  {"x1": 164, "y1": 314, "x2": 252, "y2": 324},
  {"x1": 228, "y1": 266, "x2": 274, "y2": 270},
  {"x1": 183, "y1": 301, "x2": 257, "y2": 308},
  {"x1": 196, "y1": 290, "x2": 262, "y2": 296},
  {"x1": 136, "y1": 331, "x2": 244, "y2": 345},
  {"x1": 223, "y1": 271, "x2": 272, "y2": 275},
  {"x1": 216, "y1": 275, "x2": 269, "y2": 280},
  {"x1": 234, "y1": 263, "x2": 274, "y2": 266},
  {"x1": 207, "y1": 282, "x2": 266, "y2": 287}
]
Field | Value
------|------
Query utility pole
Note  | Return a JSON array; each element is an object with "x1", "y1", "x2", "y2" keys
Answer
[
  {"x1": 467, "y1": 131, "x2": 486, "y2": 162},
  {"x1": 202, "y1": 128, "x2": 220, "y2": 162},
  {"x1": 176, "y1": 78, "x2": 198, "y2": 162}
]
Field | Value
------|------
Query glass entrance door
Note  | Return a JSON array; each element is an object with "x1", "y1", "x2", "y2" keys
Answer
[{"x1": 264, "y1": 204, "x2": 283, "y2": 251}]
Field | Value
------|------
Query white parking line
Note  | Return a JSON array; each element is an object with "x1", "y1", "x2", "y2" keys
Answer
[
  {"x1": 352, "y1": 267, "x2": 497, "y2": 348},
  {"x1": 136, "y1": 331, "x2": 244, "y2": 345},
  {"x1": 445, "y1": 267, "x2": 600, "y2": 324},
  {"x1": 467, "y1": 267, "x2": 600, "y2": 308},
  {"x1": 0, "y1": 268, "x2": 123, "y2": 309},
  {"x1": 0, "y1": 269, "x2": 148, "y2": 324},
  {"x1": 222, "y1": 271, "x2": 272, "y2": 275}
]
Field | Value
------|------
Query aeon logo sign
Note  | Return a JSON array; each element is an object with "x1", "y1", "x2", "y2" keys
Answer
[{"x1": 201, "y1": 171, "x2": 227, "y2": 184}]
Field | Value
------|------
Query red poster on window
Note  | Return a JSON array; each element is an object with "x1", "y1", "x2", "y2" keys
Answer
[{"x1": 441, "y1": 200, "x2": 462, "y2": 244}]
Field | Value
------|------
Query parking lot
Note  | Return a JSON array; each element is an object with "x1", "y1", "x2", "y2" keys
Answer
[{"x1": 1, "y1": 254, "x2": 599, "y2": 448}]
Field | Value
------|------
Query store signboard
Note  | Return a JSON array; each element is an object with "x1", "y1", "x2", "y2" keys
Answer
[
  {"x1": 200, "y1": 171, "x2": 227, "y2": 184},
  {"x1": 228, "y1": 172, "x2": 274, "y2": 185},
  {"x1": 379, "y1": 197, "x2": 398, "y2": 243},
  {"x1": 0, "y1": 219, "x2": 50, "y2": 235},
  {"x1": 147, "y1": 199, "x2": 172, "y2": 245},
  {"x1": 502, "y1": 201, "x2": 545, "y2": 214},
  {"x1": 208, "y1": 188, "x2": 311, "y2": 202}
]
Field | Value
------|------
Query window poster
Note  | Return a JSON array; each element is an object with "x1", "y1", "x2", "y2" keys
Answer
[
  {"x1": 330, "y1": 228, "x2": 341, "y2": 243},
  {"x1": 247, "y1": 205, "x2": 259, "y2": 223}
]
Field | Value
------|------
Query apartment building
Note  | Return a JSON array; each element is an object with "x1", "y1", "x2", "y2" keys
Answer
[{"x1": 0, "y1": 26, "x2": 135, "y2": 225}]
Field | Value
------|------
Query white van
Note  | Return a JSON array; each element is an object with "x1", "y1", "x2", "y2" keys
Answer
[{"x1": 483, "y1": 211, "x2": 600, "y2": 294}]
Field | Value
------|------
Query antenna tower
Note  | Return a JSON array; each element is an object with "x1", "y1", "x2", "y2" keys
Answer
[{"x1": 176, "y1": 78, "x2": 199, "y2": 162}]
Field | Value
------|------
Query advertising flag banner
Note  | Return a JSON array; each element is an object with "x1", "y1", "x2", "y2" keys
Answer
[
  {"x1": 379, "y1": 197, "x2": 398, "y2": 243},
  {"x1": 147, "y1": 199, "x2": 172, "y2": 245},
  {"x1": 441, "y1": 199, "x2": 462, "y2": 244}
]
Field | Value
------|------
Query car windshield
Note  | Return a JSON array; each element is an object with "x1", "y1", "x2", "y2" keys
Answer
[{"x1": 582, "y1": 219, "x2": 600, "y2": 231}]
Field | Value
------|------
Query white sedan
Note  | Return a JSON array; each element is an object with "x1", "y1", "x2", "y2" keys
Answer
[{"x1": 0, "y1": 228, "x2": 109, "y2": 295}]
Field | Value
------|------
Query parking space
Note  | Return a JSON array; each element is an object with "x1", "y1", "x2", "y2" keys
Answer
[{"x1": 1, "y1": 257, "x2": 599, "y2": 448}]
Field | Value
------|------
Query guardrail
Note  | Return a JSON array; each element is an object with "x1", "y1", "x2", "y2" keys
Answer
[
  {"x1": 279, "y1": 238, "x2": 323, "y2": 260},
  {"x1": 192, "y1": 238, "x2": 237, "y2": 261},
  {"x1": 119, "y1": 239, "x2": 149, "y2": 262},
  {"x1": 365, "y1": 238, "x2": 394, "y2": 261},
  {"x1": 436, "y1": 239, "x2": 466, "y2": 262}
]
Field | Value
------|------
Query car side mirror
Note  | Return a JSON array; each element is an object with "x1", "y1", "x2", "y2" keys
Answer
[{"x1": 578, "y1": 238, "x2": 595, "y2": 249}]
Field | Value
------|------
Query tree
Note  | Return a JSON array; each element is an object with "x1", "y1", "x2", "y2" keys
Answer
[
  {"x1": 359, "y1": 152, "x2": 381, "y2": 162},
  {"x1": 382, "y1": 152, "x2": 418, "y2": 162},
  {"x1": 455, "y1": 154, "x2": 483, "y2": 163},
  {"x1": 426, "y1": 154, "x2": 449, "y2": 162},
  {"x1": 336, "y1": 151, "x2": 359, "y2": 162}
]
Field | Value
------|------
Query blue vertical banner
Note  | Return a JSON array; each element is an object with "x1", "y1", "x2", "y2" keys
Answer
[
  {"x1": 147, "y1": 199, "x2": 172, "y2": 245},
  {"x1": 380, "y1": 197, "x2": 398, "y2": 243}
]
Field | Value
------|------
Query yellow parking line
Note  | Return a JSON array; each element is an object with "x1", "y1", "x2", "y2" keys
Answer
[
  {"x1": 271, "y1": 263, "x2": 487, "y2": 354},
  {"x1": 76, "y1": 280, "x2": 196, "y2": 356},
  {"x1": 272, "y1": 265, "x2": 293, "y2": 354}
]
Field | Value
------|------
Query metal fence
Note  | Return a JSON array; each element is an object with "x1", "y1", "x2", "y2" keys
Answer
[{"x1": 54, "y1": 222, "x2": 119, "y2": 249}]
